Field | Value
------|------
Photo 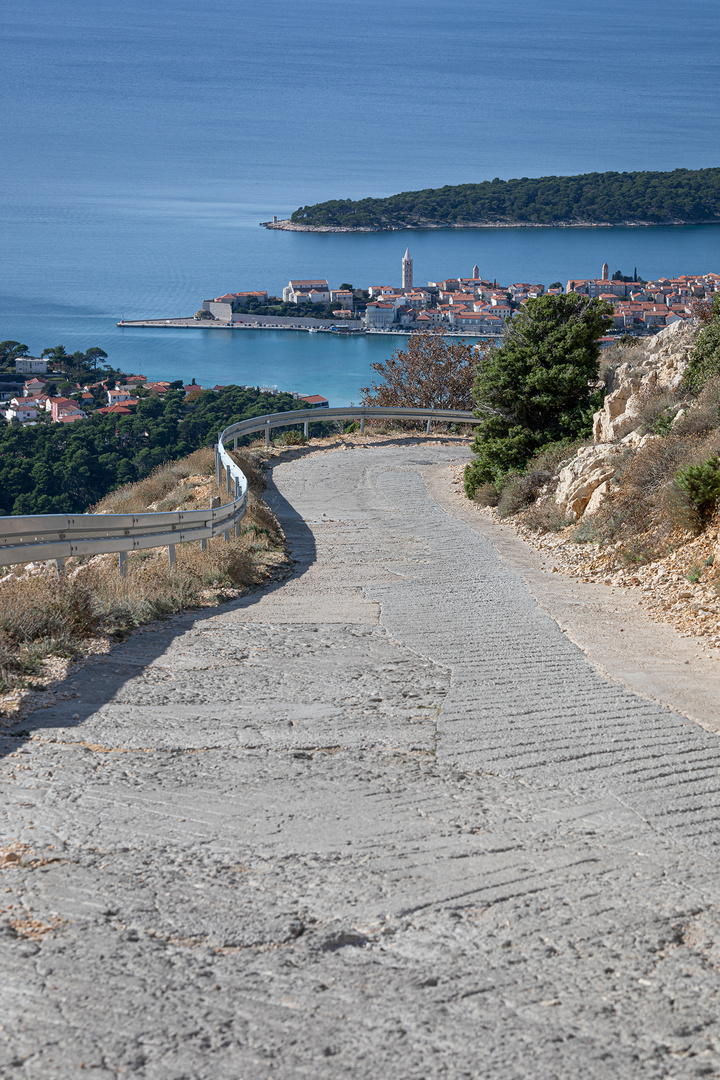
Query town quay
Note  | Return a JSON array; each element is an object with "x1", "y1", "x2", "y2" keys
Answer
[
  {"x1": 3, "y1": 441, "x2": 720, "y2": 1078},
  {"x1": 118, "y1": 256, "x2": 718, "y2": 343}
]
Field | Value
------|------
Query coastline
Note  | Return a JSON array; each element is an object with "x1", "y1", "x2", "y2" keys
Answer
[
  {"x1": 260, "y1": 217, "x2": 720, "y2": 233},
  {"x1": 115, "y1": 316, "x2": 498, "y2": 340}
]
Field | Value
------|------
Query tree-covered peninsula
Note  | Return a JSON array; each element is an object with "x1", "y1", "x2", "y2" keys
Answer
[{"x1": 279, "y1": 168, "x2": 720, "y2": 230}]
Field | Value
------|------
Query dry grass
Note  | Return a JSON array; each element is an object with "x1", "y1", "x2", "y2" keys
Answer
[
  {"x1": 575, "y1": 428, "x2": 720, "y2": 565},
  {"x1": 495, "y1": 440, "x2": 590, "y2": 519},
  {"x1": 0, "y1": 446, "x2": 287, "y2": 697}
]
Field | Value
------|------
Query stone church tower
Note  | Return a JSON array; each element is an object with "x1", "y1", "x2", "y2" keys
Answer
[
  {"x1": 473, "y1": 264, "x2": 480, "y2": 280},
  {"x1": 402, "y1": 247, "x2": 413, "y2": 291},
  {"x1": 602, "y1": 262, "x2": 609, "y2": 281}
]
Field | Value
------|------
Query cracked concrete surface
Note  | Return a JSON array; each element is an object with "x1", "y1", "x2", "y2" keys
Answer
[{"x1": 2, "y1": 442, "x2": 720, "y2": 1079}]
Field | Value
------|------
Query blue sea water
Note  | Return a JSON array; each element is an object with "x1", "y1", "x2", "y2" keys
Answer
[{"x1": 2, "y1": 0, "x2": 720, "y2": 402}]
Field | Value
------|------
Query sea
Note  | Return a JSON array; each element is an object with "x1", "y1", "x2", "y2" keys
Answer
[{"x1": 3, "y1": 0, "x2": 720, "y2": 404}]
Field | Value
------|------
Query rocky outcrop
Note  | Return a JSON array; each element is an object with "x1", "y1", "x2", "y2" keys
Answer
[
  {"x1": 554, "y1": 444, "x2": 624, "y2": 520},
  {"x1": 593, "y1": 383, "x2": 643, "y2": 443},
  {"x1": 553, "y1": 432, "x2": 659, "y2": 520},
  {"x1": 592, "y1": 320, "x2": 696, "y2": 443},
  {"x1": 548, "y1": 322, "x2": 699, "y2": 520}
]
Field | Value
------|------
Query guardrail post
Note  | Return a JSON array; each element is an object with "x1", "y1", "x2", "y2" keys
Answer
[
  {"x1": 303, "y1": 421, "x2": 309, "y2": 439},
  {"x1": 265, "y1": 422, "x2": 271, "y2": 448},
  {"x1": 426, "y1": 418, "x2": 432, "y2": 436},
  {"x1": 201, "y1": 538, "x2": 207, "y2": 551},
  {"x1": 168, "y1": 544, "x2": 176, "y2": 567},
  {"x1": 118, "y1": 551, "x2": 127, "y2": 578},
  {"x1": 226, "y1": 465, "x2": 231, "y2": 498},
  {"x1": 233, "y1": 436, "x2": 238, "y2": 450},
  {"x1": 360, "y1": 417, "x2": 365, "y2": 434},
  {"x1": 235, "y1": 479, "x2": 243, "y2": 537},
  {"x1": 215, "y1": 445, "x2": 221, "y2": 489},
  {"x1": 55, "y1": 557, "x2": 66, "y2": 577}
]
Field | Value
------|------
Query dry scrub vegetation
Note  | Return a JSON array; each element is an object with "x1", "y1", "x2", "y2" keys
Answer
[{"x1": 0, "y1": 445, "x2": 287, "y2": 706}]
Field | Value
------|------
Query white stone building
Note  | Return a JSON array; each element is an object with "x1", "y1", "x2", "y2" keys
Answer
[
  {"x1": 364, "y1": 302, "x2": 397, "y2": 328},
  {"x1": 282, "y1": 280, "x2": 330, "y2": 304},
  {"x1": 15, "y1": 357, "x2": 47, "y2": 374}
]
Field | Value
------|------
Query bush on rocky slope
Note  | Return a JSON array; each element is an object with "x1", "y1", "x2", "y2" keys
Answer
[
  {"x1": 683, "y1": 295, "x2": 720, "y2": 394},
  {"x1": 465, "y1": 294, "x2": 612, "y2": 493},
  {"x1": 475, "y1": 320, "x2": 720, "y2": 566}
]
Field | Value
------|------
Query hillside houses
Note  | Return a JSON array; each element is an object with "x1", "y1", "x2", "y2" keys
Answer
[{"x1": 564, "y1": 269, "x2": 718, "y2": 332}]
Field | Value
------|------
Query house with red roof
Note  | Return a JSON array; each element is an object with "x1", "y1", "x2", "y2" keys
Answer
[
  {"x1": 4, "y1": 401, "x2": 38, "y2": 423},
  {"x1": 23, "y1": 377, "x2": 46, "y2": 397},
  {"x1": 48, "y1": 397, "x2": 85, "y2": 423}
]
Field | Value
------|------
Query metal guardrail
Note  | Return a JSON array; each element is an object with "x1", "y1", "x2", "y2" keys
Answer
[{"x1": 0, "y1": 407, "x2": 480, "y2": 571}]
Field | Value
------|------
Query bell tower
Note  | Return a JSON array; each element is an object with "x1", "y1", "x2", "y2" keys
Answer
[
  {"x1": 402, "y1": 247, "x2": 413, "y2": 291},
  {"x1": 472, "y1": 264, "x2": 480, "y2": 280}
]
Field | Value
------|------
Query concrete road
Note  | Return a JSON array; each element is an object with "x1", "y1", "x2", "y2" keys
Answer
[{"x1": 2, "y1": 443, "x2": 720, "y2": 1079}]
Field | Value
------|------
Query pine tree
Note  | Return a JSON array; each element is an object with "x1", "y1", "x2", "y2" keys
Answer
[{"x1": 465, "y1": 293, "x2": 612, "y2": 492}]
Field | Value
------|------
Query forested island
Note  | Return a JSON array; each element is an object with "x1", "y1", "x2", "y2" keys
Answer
[{"x1": 266, "y1": 168, "x2": 720, "y2": 231}]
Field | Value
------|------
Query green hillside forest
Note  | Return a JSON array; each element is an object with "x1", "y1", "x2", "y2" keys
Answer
[
  {"x1": 0, "y1": 385, "x2": 302, "y2": 516},
  {"x1": 287, "y1": 168, "x2": 720, "y2": 229}
]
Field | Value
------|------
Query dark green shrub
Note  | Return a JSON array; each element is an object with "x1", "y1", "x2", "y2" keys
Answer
[
  {"x1": 683, "y1": 295, "x2": 720, "y2": 393},
  {"x1": 277, "y1": 429, "x2": 306, "y2": 446},
  {"x1": 675, "y1": 456, "x2": 720, "y2": 522},
  {"x1": 466, "y1": 293, "x2": 612, "y2": 493}
]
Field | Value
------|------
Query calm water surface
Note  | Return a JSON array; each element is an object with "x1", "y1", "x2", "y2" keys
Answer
[{"x1": 2, "y1": 0, "x2": 720, "y2": 401}]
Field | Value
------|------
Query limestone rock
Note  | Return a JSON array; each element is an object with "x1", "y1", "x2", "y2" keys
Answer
[
  {"x1": 554, "y1": 432, "x2": 660, "y2": 520},
  {"x1": 593, "y1": 384, "x2": 643, "y2": 442},
  {"x1": 555, "y1": 444, "x2": 623, "y2": 520},
  {"x1": 584, "y1": 479, "x2": 613, "y2": 516},
  {"x1": 592, "y1": 321, "x2": 697, "y2": 444}
]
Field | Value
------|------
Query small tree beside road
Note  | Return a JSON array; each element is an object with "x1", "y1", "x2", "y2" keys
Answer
[
  {"x1": 360, "y1": 329, "x2": 477, "y2": 410},
  {"x1": 465, "y1": 293, "x2": 612, "y2": 494}
]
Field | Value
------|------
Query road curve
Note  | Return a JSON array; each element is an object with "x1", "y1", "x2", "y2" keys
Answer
[{"x1": 2, "y1": 442, "x2": 720, "y2": 1079}]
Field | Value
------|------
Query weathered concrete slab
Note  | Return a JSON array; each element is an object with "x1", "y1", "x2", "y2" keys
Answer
[{"x1": 2, "y1": 443, "x2": 720, "y2": 1079}]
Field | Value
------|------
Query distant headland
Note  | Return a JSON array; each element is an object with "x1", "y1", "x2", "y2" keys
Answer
[{"x1": 260, "y1": 167, "x2": 720, "y2": 232}]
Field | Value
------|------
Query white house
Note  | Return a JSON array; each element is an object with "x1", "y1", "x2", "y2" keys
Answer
[
  {"x1": 282, "y1": 279, "x2": 330, "y2": 304},
  {"x1": 107, "y1": 388, "x2": 133, "y2": 405},
  {"x1": 4, "y1": 402, "x2": 38, "y2": 422},
  {"x1": 330, "y1": 289, "x2": 354, "y2": 309},
  {"x1": 364, "y1": 303, "x2": 397, "y2": 328},
  {"x1": 15, "y1": 357, "x2": 47, "y2": 374}
]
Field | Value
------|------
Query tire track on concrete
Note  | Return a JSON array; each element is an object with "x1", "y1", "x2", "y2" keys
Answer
[
  {"x1": 2, "y1": 442, "x2": 720, "y2": 1079},
  {"x1": 339, "y1": 459, "x2": 720, "y2": 855}
]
